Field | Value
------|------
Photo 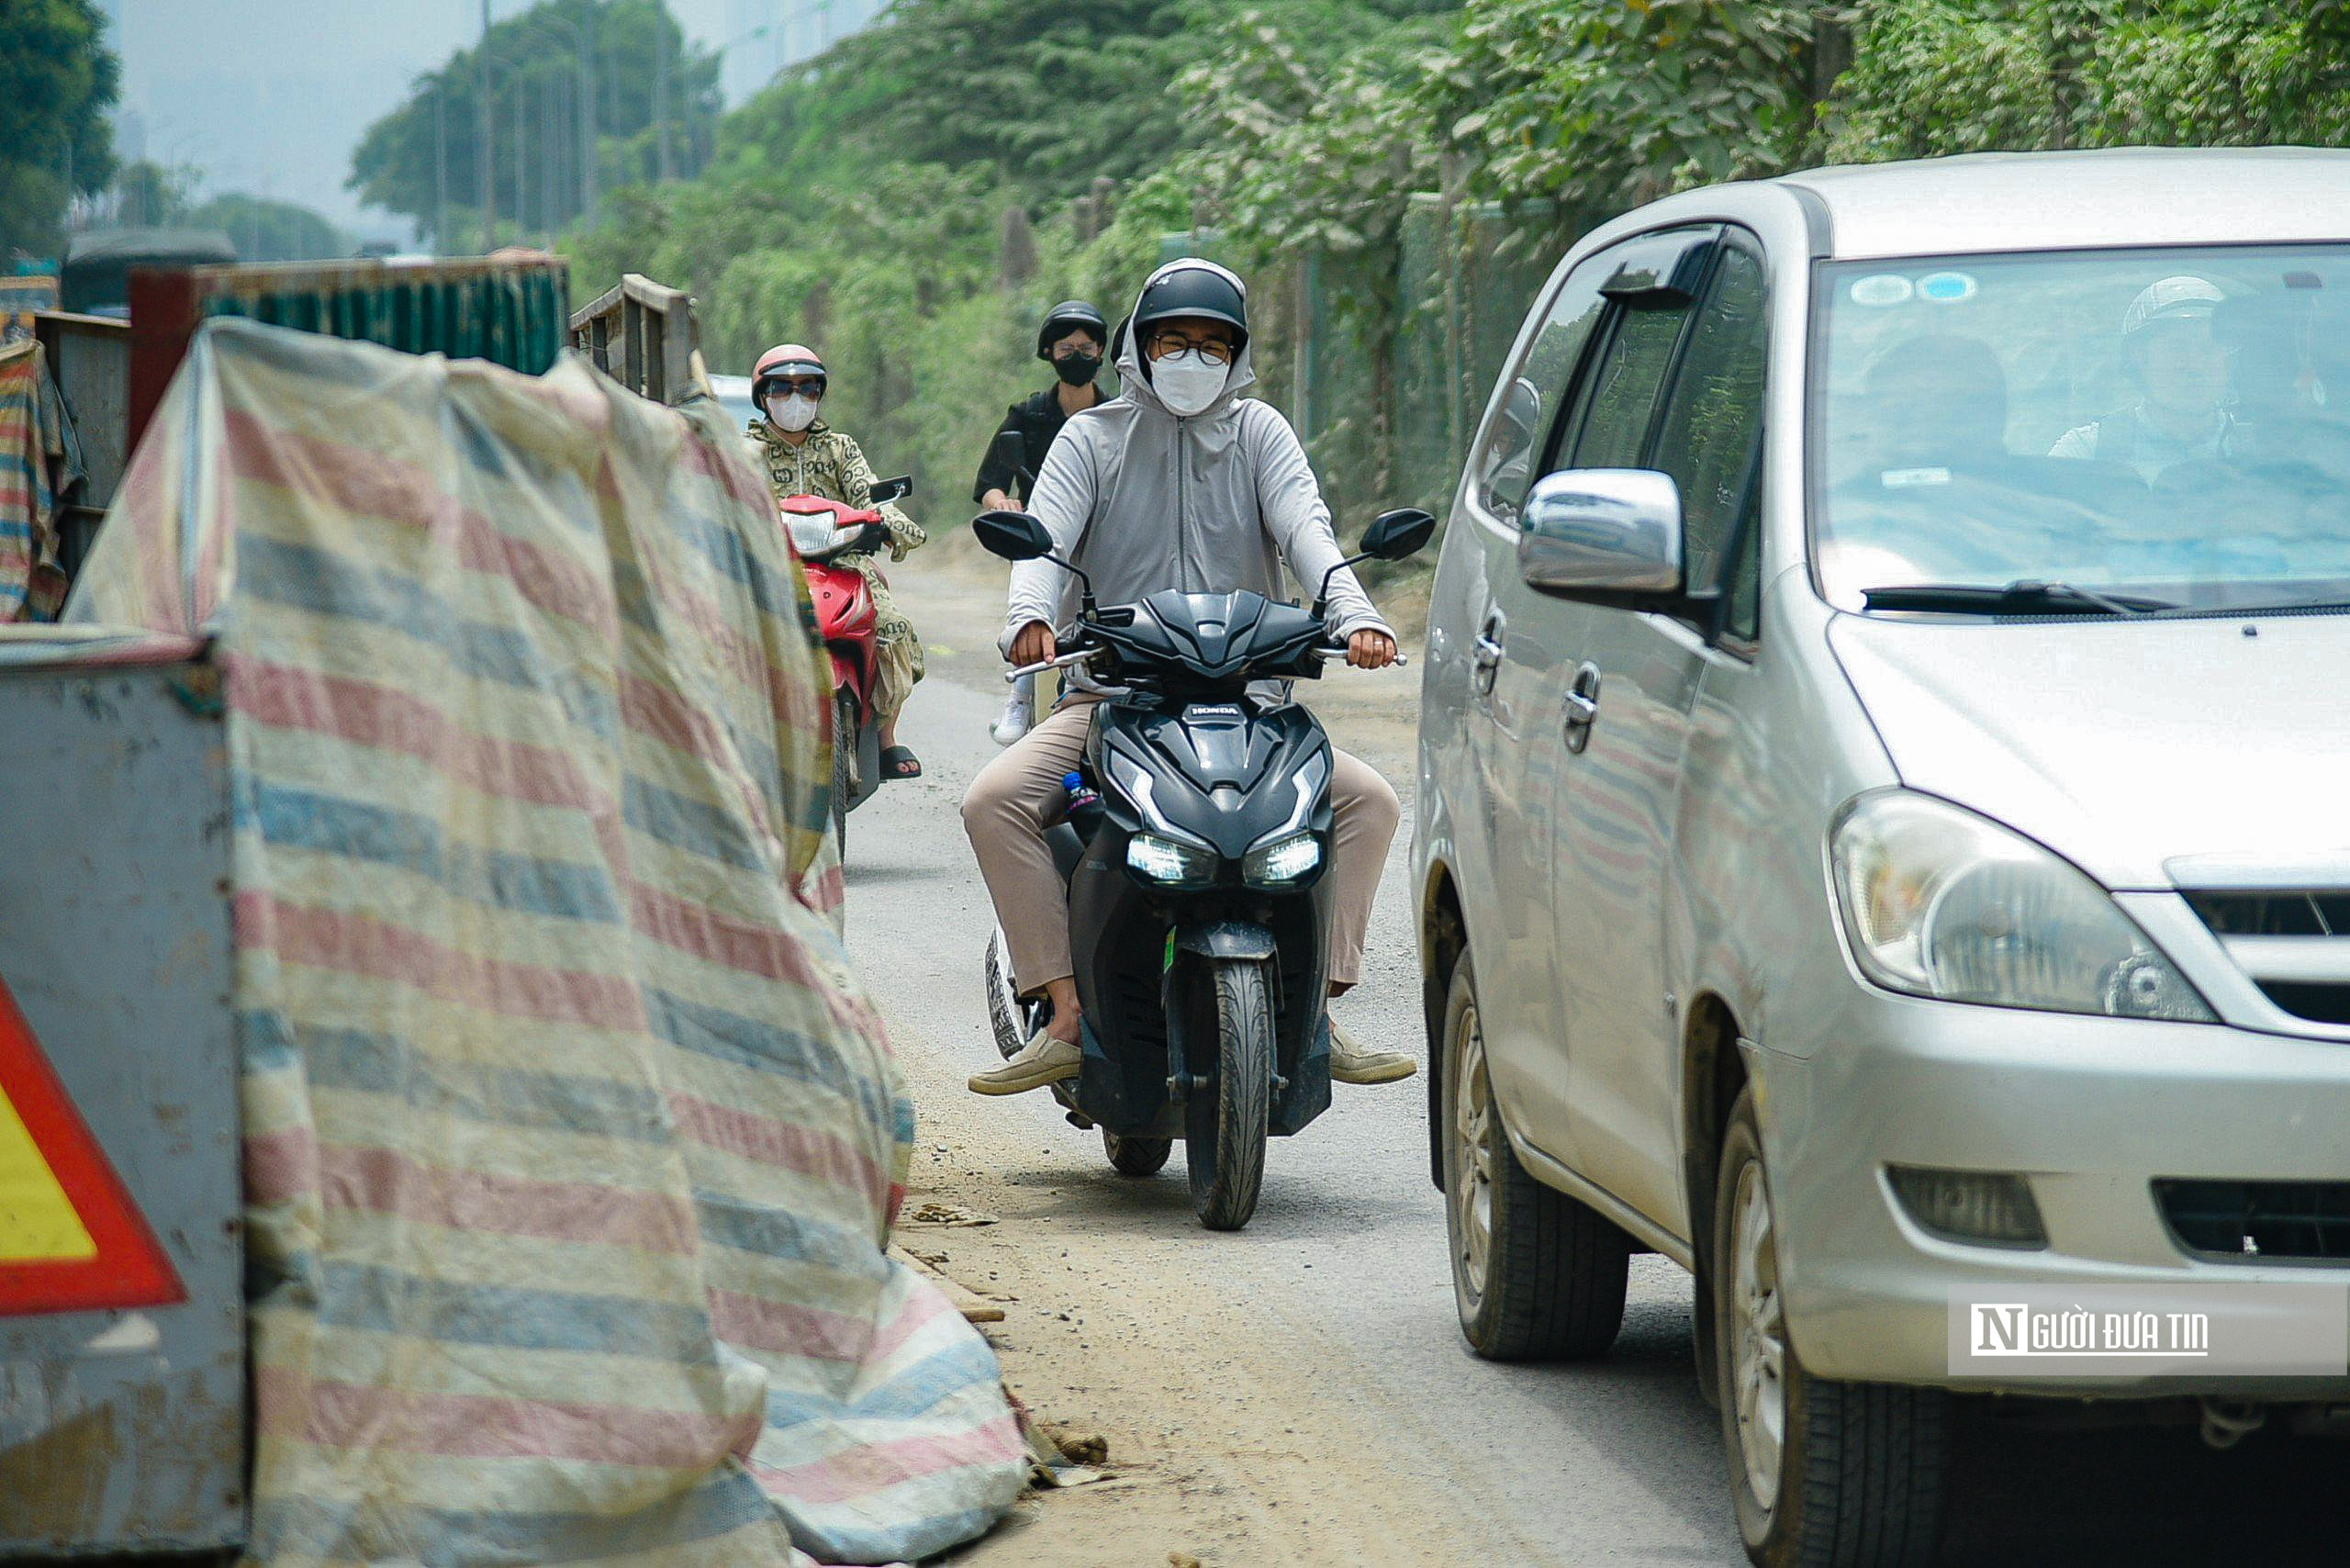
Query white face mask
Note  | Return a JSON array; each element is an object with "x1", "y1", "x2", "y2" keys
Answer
[
  {"x1": 767, "y1": 393, "x2": 820, "y2": 433},
  {"x1": 1150, "y1": 350, "x2": 1228, "y2": 418}
]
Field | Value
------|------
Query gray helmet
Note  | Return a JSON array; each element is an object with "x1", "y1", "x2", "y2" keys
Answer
[{"x1": 1036, "y1": 299, "x2": 1108, "y2": 361}]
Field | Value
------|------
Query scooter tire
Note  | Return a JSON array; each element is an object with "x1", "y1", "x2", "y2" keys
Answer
[
  {"x1": 830, "y1": 689, "x2": 856, "y2": 859},
  {"x1": 1102, "y1": 1131, "x2": 1172, "y2": 1177},
  {"x1": 1183, "y1": 957, "x2": 1273, "y2": 1231}
]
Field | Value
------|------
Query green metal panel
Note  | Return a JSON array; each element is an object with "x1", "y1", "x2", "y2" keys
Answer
[{"x1": 194, "y1": 258, "x2": 571, "y2": 375}]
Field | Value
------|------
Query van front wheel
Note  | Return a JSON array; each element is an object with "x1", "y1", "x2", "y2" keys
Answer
[{"x1": 1715, "y1": 1086, "x2": 1949, "y2": 1567}]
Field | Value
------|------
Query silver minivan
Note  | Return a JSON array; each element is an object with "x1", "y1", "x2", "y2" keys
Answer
[{"x1": 1414, "y1": 148, "x2": 2350, "y2": 1566}]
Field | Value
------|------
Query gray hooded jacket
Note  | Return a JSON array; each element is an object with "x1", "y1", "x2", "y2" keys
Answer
[{"x1": 1002, "y1": 260, "x2": 1391, "y2": 655}]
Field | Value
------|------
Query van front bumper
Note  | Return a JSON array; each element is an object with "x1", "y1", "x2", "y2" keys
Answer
[{"x1": 1762, "y1": 991, "x2": 2350, "y2": 1397}]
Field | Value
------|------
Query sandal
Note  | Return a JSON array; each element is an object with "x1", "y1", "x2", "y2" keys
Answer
[{"x1": 879, "y1": 745, "x2": 923, "y2": 780}]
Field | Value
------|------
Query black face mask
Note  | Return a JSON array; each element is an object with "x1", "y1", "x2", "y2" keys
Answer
[{"x1": 1053, "y1": 353, "x2": 1102, "y2": 386}]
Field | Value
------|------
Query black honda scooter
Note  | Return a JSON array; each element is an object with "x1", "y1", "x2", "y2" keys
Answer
[{"x1": 972, "y1": 504, "x2": 1434, "y2": 1229}]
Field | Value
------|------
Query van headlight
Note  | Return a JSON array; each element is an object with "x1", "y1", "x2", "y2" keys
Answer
[
  {"x1": 1830, "y1": 791, "x2": 2213, "y2": 1022},
  {"x1": 1127, "y1": 834, "x2": 1218, "y2": 887},
  {"x1": 1242, "y1": 831, "x2": 1322, "y2": 887}
]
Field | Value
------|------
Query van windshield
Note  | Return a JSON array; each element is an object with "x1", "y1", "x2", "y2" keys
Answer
[{"x1": 1810, "y1": 245, "x2": 2350, "y2": 614}]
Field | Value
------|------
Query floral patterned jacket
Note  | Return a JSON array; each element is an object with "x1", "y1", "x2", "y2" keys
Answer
[{"x1": 747, "y1": 419, "x2": 924, "y2": 563}]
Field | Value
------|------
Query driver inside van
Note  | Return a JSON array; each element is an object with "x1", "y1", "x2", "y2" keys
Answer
[{"x1": 2052, "y1": 276, "x2": 2241, "y2": 482}]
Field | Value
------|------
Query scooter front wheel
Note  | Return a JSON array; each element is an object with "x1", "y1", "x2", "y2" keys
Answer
[
  {"x1": 830, "y1": 689, "x2": 856, "y2": 859},
  {"x1": 1182, "y1": 957, "x2": 1273, "y2": 1230}
]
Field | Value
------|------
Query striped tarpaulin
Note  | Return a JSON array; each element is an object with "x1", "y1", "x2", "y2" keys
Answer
[
  {"x1": 64, "y1": 319, "x2": 1026, "y2": 1566},
  {"x1": 0, "y1": 340, "x2": 68, "y2": 622}
]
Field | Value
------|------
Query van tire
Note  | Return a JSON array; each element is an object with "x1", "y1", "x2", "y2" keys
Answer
[
  {"x1": 1715, "y1": 1087, "x2": 1949, "y2": 1567},
  {"x1": 1442, "y1": 956, "x2": 1629, "y2": 1361}
]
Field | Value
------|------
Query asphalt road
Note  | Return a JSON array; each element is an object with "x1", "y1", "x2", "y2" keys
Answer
[{"x1": 844, "y1": 564, "x2": 2350, "y2": 1568}]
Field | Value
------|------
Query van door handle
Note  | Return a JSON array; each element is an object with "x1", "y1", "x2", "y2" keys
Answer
[
  {"x1": 1471, "y1": 613, "x2": 1505, "y2": 696},
  {"x1": 1562, "y1": 662, "x2": 1602, "y2": 753}
]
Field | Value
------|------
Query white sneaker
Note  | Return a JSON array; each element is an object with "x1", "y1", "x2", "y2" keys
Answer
[
  {"x1": 1329, "y1": 1020, "x2": 1416, "y2": 1085},
  {"x1": 990, "y1": 696, "x2": 1033, "y2": 747},
  {"x1": 968, "y1": 1029, "x2": 1081, "y2": 1095}
]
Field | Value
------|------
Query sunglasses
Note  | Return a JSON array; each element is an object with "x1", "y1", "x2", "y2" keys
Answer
[{"x1": 766, "y1": 378, "x2": 826, "y2": 398}]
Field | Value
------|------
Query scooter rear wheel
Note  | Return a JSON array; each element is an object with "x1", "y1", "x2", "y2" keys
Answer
[
  {"x1": 1102, "y1": 1130, "x2": 1172, "y2": 1176},
  {"x1": 1182, "y1": 957, "x2": 1273, "y2": 1230}
]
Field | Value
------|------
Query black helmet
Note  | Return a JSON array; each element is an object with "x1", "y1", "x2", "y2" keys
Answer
[
  {"x1": 1132, "y1": 263, "x2": 1248, "y2": 354},
  {"x1": 1035, "y1": 299, "x2": 1109, "y2": 361}
]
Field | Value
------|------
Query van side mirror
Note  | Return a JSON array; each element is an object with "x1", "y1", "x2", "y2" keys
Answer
[
  {"x1": 1517, "y1": 469, "x2": 1684, "y2": 599},
  {"x1": 1360, "y1": 507, "x2": 1437, "y2": 562},
  {"x1": 867, "y1": 474, "x2": 912, "y2": 506},
  {"x1": 972, "y1": 509, "x2": 1055, "y2": 562}
]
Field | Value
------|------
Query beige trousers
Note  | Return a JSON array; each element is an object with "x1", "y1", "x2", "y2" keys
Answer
[{"x1": 960, "y1": 698, "x2": 1403, "y2": 995}]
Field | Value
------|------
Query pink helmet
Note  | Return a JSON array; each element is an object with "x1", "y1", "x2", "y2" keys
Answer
[{"x1": 753, "y1": 342, "x2": 826, "y2": 401}]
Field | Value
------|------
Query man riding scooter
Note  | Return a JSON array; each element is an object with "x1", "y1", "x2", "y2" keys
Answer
[
  {"x1": 960, "y1": 259, "x2": 1416, "y2": 1095},
  {"x1": 748, "y1": 342, "x2": 929, "y2": 779},
  {"x1": 974, "y1": 299, "x2": 1111, "y2": 745}
]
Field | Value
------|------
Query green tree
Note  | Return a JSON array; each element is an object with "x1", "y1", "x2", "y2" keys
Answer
[
  {"x1": 0, "y1": 0, "x2": 119, "y2": 259},
  {"x1": 185, "y1": 193, "x2": 353, "y2": 263},
  {"x1": 349, "y1": 0, "x2": 720, "y2": 250}
]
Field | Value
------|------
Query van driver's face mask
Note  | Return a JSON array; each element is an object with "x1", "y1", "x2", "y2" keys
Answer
[{"x1": 1149, "y1": 350, "x2": 1227, "y2": 418}]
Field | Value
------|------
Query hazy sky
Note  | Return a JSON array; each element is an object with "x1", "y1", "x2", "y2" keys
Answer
[{"x1": 109, "y1": 1, "x2": 888, "y2": 242}]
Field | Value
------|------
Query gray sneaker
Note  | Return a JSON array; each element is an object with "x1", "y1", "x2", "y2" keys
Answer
[
  {"x1": 968, "y1": 1028, "x2": 1080, "y2": 1095},
  {"x1": 990, "y1": 694, "x2": 1033, "y2": 747},
  {"x1": 1329, "y1": 1020, "x2": 1416, "y2": 1084}
]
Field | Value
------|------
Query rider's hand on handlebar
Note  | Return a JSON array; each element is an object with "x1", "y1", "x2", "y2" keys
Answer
[
  {"x1": 1348, "y1": 629, "x2": 1399, "y2": 670},
  {"x1": 1010, "y1": 621, "x2": 1058, "y2": 667}
]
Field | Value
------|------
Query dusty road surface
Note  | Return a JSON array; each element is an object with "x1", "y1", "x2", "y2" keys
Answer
[{"x1": 847, "y1": 561, "x2": 2350, "y2": 1568}]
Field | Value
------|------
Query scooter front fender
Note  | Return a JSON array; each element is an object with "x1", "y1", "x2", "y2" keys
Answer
[{"x1": 1171, "y1": 921, "x2": 1277, "y2": 963}]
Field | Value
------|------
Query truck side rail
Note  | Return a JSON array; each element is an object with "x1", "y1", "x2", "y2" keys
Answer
[{"x1": 569, "y1": 272, "x2": 700, "y2": 407}]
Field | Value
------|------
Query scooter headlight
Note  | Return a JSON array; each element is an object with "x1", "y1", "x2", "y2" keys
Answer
[
  {"x1": 1127, "y1": 834, "x2": 1218, "y2": 887},
  {"x1": 1242, "y1": 830, "x2": 1322, "y2": 887},
  {"x1": 785, "y1": 514, "x2": 845, "y2": 556}
]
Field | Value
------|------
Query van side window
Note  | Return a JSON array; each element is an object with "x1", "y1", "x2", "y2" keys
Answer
[
  {"x1": 1475, "y1": 265, "x2": 1609, "y2": 524},
  {"x1": 1566, "y1": 300, "x2": 1695, "y2": 471},
  {"x1": 1649, "y1": 242, "x2": 1769, "y2": 599}
]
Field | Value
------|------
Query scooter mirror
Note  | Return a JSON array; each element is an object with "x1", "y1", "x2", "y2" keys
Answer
[
  {"x1": 992, "y1": 430, "x2": 1027, "y2": 476},
  {"x1": 867, "y1": 475, "x2": 913, "y2": 506},
  {"x1": 972, "y1": 509, "x2": 1056, "y2": 562},
  {"x1": 1361, "y1": 507, "x2": 1438, "y2": 561}
]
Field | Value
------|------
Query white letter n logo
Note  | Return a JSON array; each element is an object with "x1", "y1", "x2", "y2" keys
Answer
[{"x1": 1974, "y1": 1304, "x2": 2027, "y2": 1354}]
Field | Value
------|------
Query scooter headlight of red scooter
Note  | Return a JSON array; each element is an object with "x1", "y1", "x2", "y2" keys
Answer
[{"x1": 784, "y1": 513, "x2": 851, "y2": 558}]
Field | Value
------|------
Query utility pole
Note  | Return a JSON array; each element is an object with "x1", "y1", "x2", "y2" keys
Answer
[
  {"x1": 477, "y1": 1, "x2": 497, "y2": 251},
  {"x1": 433, "y1": 83, "x2": 449, "y2": 252},
  {"x1": 655, "y1": 7, "x2": 674, "y2": 182},
  {"x1": 577, "y1": 24, "x2": 597, "y2": 219}
]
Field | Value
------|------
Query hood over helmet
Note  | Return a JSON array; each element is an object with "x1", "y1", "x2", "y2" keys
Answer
[{"x1": 1115, "y1": 258, "x2": 1257, "y2": 420}]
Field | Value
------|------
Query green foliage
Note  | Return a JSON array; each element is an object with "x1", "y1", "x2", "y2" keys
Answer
[
  {"x1": 1824, "y1": 0, "x2": 2350, "y2": 160},
  {"x1": 0, "y1": 0, "x2": 118, "y2": 258},
  {"x1": 349, "y1": 0, "x2": 720, "y2": 249},
  {"x1": 185, "y1": 194, "x2": 353, "y2": 263},
  {"x1": 109, "y1": 160, "x2": 196, "y2": 230}
]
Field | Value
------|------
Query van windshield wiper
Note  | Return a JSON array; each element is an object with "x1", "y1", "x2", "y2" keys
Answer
[{"x1": 1860, "y1": 580, "x2": 2177, "y2": 616}]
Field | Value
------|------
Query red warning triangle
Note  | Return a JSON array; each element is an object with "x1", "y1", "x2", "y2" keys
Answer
[{"x1": 0, "y1": 976, "x2": 184, "y2": 1316}]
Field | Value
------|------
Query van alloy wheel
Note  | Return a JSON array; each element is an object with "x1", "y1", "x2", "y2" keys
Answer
[
  {"x1": 1728, "y1": 1157, "x2": 1786, "y2": 1511},
  {"x1": 1450, "y1": 1002, "x2": 1495, "y2": 1301}
]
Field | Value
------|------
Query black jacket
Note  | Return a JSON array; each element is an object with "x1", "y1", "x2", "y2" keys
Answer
[{"x1": 973, "y1": 386, "x2": 1102, "y2": 505}]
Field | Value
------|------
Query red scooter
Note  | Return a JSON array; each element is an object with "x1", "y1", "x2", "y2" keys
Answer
[{"x1": 778, "y1": 475, "x2": 912, "y2": 854}]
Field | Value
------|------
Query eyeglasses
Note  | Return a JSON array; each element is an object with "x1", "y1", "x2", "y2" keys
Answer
[
  {"x1": 1145, "y1": 331, "x2": 1234, "y2": 366},
  {"x1": 767, "y1": 378, "x2": 826, "y2": 398},
  {"x1": 1050, "y1": 342, "x2": 1102, "y2": 361}
]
